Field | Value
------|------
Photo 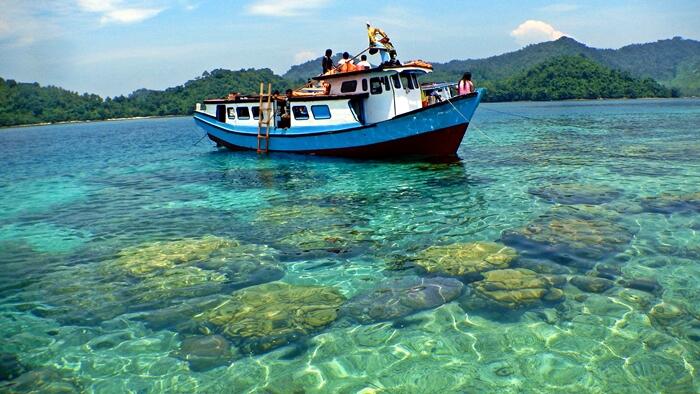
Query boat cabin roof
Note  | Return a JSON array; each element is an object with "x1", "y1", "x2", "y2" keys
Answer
[
  {"x1": 311, "y1": 65, "x2": 432, "y2": 81},
  {"x1": 203, "y1": 92, "x2": 368, "y2": 104}
]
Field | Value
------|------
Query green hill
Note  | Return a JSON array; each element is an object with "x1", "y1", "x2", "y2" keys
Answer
[
  {"x1": 480, "y1": 55, "x2": 672, "y2": 102},
  {"x1": 0, "y1": 78, "x2": 104, "y2": 126},
  {"x1": 0, "y1": 69, "x2": 291, "y2": 127},
  {"x1": 426, "y1": 36, "x2": 700, "y2": 96}
]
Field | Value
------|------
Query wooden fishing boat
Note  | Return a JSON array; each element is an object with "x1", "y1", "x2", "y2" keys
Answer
[{"x1": 193, "y1": 62, "x2": 483, "y2": 158}]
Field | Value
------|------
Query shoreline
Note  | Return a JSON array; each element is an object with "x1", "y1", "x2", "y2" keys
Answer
[
  {"x1": 0, "y1": 114, "x2": 190, "y2": 130},
  {"x1": 2, "y1": 96, "x2": 699, "y2": 129}
]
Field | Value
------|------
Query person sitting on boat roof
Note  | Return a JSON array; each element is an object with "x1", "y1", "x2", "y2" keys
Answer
[
  {"x1": 322, "y1": 49, "x2": 334, "y2": 75},
  {"x1": 356, "y1": 54, "x2": 371, "y2": 70},
  {"x1": 367, "y1": 21, "x2": 397, "y2": 64},
  {"x1": 338, "y1": 52, "x2": 357, "y2": 73}
]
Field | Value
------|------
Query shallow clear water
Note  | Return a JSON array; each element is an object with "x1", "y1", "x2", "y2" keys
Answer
[{"x1": 1, "y1": 99, "x2": 699, "y2": 393}]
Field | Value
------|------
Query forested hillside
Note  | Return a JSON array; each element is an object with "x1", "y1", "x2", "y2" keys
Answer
[
  {"x1": 0, "y1": 69, "x2": 291, "y2": 127},
  {"x1": 426, "y1": 36, "x2": 700, "y2": 95},
  {"x1": 479, "y1": 56, "x2": 672, "y2": 102}
]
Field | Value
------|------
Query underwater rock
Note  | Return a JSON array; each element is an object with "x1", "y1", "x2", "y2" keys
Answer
[
  {"x1": 515, "y1": 259, "x2": 572, "y2": 275},
  {"x1": 0, "y1": 367, "x2": 83, "y2": 393},
  {"x1": 528, "y1": 183, "x2": 622, "y2": 205},
  {"x1": 344, "y1": 276, "x2": 464, "y2": 324},
  {"x1": 648, "y1": 302, "x2": 686, "y2": 325},
  {"x1": 569, "y1": 276, "x2": 614, "y2": 293},
  {"x1": 542, "y1": 288, "x2": 565, "y2": 301},
  {"x1": 111, "y1": 239, "x2": 284, "y2": 311},
  {"x1": 472, "y1": 268, "x2": 563, "y2": 309},
  {"x1": 136, "y1": 296, "x2": 227, "y2": 331},
  {"x1": 217, "y1": 167, "x2": 328, "y2": 191},
  {"x1": 126, "y1": 266, "x2": 229, "y2": 306},
  {"x1": 616, "y1": 289, "x2": 653, "y2": 309},
  {"x1": 413, "y1": 242, "x2": 517, "y2": 277},
  {"x1": 625, "y1": 353, "x2": 693, "y2": 391},
  {"x1": 590, "y1": 265, "x2": 622, "y2": 281},
  {"x1": 648, "y1": 301, "x2": 700, "y2": 343},
  {"x1": 640, "y1": 191, "x2": 700, "y2": 214},
  {"x1": 198, "y1": 244, "x2": 284, "y2": 289},
  {"x1": 29, "y1": 277, "x2": 129, "y2": 326},
  {"x1": 0, "y1": 353, "x2": 25, "y2": 381},
  {"x1": 277, "y1": 227, "x2": 373, "y2": 256},
  {"x1": 174, "y1": 335, "x2": 234, "y2": 372},
  {"x1": 501, "y1": 205, "x2": 635, "y2": 263},
  {"x1": 195, "y1": 282, "x2": 345, "y2": 354},
  {"x1": 111, "y1": 236, "x2": 238, "y2": 276},
  {"x1": 617, "y1": 277, "x2": 661, "y2": 294},
  {"x1": 537, "y1": 308, "x2": 559, "y2": 324}
]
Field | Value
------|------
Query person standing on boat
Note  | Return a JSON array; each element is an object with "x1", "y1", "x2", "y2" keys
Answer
[
  {"x1": 458, "y1": 72, "x2": 474, "y2": 95},
  {"x1": 322, "y1": 49, "x2": 335, "y2": 75},
  {"x1": 367, "y1": 22, "x2": 397, "y2": 64}
]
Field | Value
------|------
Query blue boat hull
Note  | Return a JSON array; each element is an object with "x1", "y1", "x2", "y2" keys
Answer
[{"x1": 193, "y1": 89, "x2": 483, "y2": 158}]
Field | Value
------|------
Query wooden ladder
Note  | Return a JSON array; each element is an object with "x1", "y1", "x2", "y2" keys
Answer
[{"x1": 256, "y1": 82, "x2": 273, "y2": 154}]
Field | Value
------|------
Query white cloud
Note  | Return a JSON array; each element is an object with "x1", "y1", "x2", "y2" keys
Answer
[
  {"x1": 247, "y1": 0, "x2": 329, "y2": 17},
  {"x1": 510, "y1": 20, "x2": 567, "y2": 45},
  {"x1": 77, "y1": 0, "x2": 165, "y2": 25},
  {"x1": 293, "y1": 50, "x2": 316, "y2": 64},
  {"x1": 100, "y1": 8, "x2": 164, "y2": 24}
]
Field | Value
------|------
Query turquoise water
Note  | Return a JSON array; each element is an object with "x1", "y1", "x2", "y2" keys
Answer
[{"x1": 1, "y1": 99, "x2": 699, "y2": 393}]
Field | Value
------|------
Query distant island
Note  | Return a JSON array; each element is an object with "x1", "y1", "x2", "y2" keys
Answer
[{"x1": 2, "y1": 36, "x2": 699, "y2": 127}]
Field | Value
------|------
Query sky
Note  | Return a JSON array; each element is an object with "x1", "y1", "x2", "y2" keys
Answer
[{"x1": 1, "y1": 0, "x2": 699, "y2": 97}]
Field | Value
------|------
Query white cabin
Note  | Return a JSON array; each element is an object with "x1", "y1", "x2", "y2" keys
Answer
[{"x1": 195, "y1": 64, "x2": 433, "y2": 131}]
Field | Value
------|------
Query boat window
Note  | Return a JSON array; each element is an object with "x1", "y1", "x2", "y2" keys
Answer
[
  {"x1": 292, "y1": 105, "x2": 309, "y2": 120},
  {"x1": 383, "y1": 76, "x2": 391, "y2": 91},
  {"x1": 362, "y1": 79, "x2": 368, "y2": 91},
  {"x1": 412, "y1": 74, "x2": 419, "y2": 90},
  {"x1": 401, "y1": 73, "x2": 414, "y2": 90},
  {"x1": 236, "y1": 107, "x2": 250, "y2": 120},
  {"x1": 227, "y1": 107, "x2": 236, "y2": 119},
  {"x1": 370, "y1": 77, "x2": 382, "y2": 94},
  {"x1": 201, "y1": 104, "x2": 207, "y2": 111},
  {"x1": 311, "y1": 105, "x2": 331, "y2": 120},
  {"x1": 216, "y1": 105, "x2": 226, "y2": 122},
  {"x1": 391, "y1": 74, "x2": 401, "y2": 89},
  {"x1": 252, "y1": 106, "x2": 260, "y2": 120},
  {"x1": 340, "y1": 80, "x2": 357, "y2": 93}
]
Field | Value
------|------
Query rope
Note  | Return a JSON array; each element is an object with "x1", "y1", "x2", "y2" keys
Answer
[
  {"x1": 445, "y1": 96, "x2": 499, "y2": 144},
  {"x1": 480, "y1": 107, "x2": 578, "y2": 128},
  {"x1": 193, "y1": 133, "x2": 209, "y2": 146}
]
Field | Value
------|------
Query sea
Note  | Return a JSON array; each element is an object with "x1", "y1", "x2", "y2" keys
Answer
[{"x1": 1, "y1": 99, "x2": 699, "y2": 393}]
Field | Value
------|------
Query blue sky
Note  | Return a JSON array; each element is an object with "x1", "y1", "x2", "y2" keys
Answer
[{"x1": 1, "y1": 0, "x2": 699, "y2": 97}]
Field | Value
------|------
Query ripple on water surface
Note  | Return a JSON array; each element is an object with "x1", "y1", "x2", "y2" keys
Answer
[{"x1": 1, "y1": 101, "x2": 700, "y2": 392}]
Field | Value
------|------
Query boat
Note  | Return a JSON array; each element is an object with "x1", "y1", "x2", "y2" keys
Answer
[{"x1": 193, "y1": 52, "x2": 483, "y2": 158}]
